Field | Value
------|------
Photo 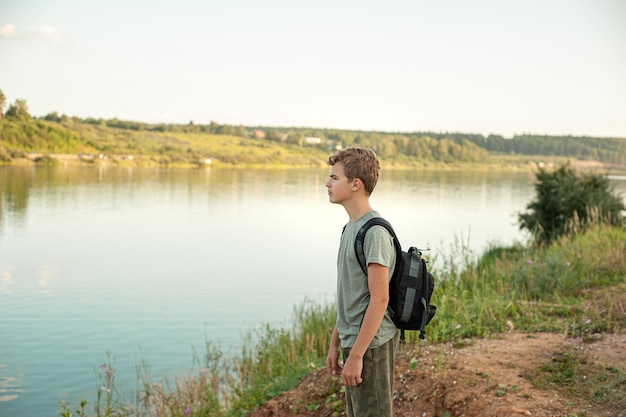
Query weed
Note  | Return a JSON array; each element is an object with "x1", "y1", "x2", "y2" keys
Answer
[
  {"x1": 306, "y1": 402, "x2": 320, "y2": 411},
  {"x1": 96, "y1": 359, "x2": 119, "y2": 417},
  {"x1": 536, "y1": 348, "x2": 582, "y2": 387},
  {"x1": 58, "y1": 400, "x2": 88, "y2": 417},
  {"x1": 532, "y1": 346, "x2": 625, "y2": 409},
  {"x1": 325, "y1": 393, "x2": 344, "y2": 414}
]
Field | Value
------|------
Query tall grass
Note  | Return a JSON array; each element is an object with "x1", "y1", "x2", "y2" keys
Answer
[
  {"x1": 59, "y1": 225, "x2": 625, "y2": 416},
  {"x1": 76, "y1": 299, "x2": 337, "y2": 417},
  {"x1": 420, "y1": 224, "x2": 626, "y2": 345},
  {"x1": 227, "y1": 300, "x2": 336, "y2": 416}
]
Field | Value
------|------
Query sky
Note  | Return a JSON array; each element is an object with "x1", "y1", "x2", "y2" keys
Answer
[{"x1": 1, "y1": 0, "x2": 625, "y2": 138}]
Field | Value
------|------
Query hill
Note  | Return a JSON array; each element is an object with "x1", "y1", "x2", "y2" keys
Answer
[{"x1": 2, "y1": 115, "x2": 626, "y2": 170}]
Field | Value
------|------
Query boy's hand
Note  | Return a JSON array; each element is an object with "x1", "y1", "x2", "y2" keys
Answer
[
  {"x1": 326, "y1": 351, "x2": 343, "y2": 376},
  {"x1": 341, "y1": 355, "x2": 363, "y2": 386}
]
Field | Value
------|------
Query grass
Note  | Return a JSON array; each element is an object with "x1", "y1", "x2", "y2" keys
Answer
[
  {"x1": 532, "y1": 347, "x2": 626, "y2": 409},
  {"x1": 417, "y1": 224, "x2": 626, "y2": 344},
  {"x1": 58, "y1": 225, "x2": 626, "y2": 416}
]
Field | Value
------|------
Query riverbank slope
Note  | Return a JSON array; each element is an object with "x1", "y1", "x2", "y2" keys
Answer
[{"x1": 250, "y1": 323, "x2": 626, "y2": 417}]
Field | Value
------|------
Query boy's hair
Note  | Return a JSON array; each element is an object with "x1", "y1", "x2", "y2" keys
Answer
[{"x1": 327, "y1": 147, "x2": 380, "y2": 195}]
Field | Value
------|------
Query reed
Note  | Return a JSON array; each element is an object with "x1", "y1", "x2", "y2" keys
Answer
[{"x1": 227, "y1": 299, "x2": 336, "y2": 416}]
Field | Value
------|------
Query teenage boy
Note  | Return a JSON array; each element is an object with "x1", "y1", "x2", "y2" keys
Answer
[{"x1": 325, "y1": 147, "x2": 399, "y2": 417}]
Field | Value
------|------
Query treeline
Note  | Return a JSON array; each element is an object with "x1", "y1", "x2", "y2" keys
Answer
[
  {"x1": 267, "y1": 128, "x2": 626, "y2": 165},
  {"x1": 468, "y1": 134, "x2": 626, "y2": 165},
  {"x1": 1, "y1": 91, "x2": 625, "y2": 166}
]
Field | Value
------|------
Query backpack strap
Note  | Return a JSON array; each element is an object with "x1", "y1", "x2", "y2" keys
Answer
[
  {"x1": 402, "y1": 247, "x2": 422, "y2": 324},
  {"x1": 412, "y1": 247, "x2": 430, "y2": 340},
  {"x1": 354, "y1": 217, "x2": 402, "y2": 277},
  {"x1": 356, "y1": 219, "x2": 431, "y2": 342},
  {"x1": 354, "y1": 217, "x2": 404, "y2": 340}
]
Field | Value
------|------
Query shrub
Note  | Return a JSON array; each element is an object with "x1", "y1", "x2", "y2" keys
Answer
[
  {"x1": 518, "y1": 163, "x2": 625, "y2": 246},
  {"x1": 34, "y1": 155, "x2": 60, "y2": 166}
]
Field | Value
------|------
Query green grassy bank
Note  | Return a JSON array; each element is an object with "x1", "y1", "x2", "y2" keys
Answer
[
  {"x1": 3, "y1": 117, "x2": 626, "y2": 172},
  {"x1": 60, "y1": 225, "x2": 626, "y2": 417}
]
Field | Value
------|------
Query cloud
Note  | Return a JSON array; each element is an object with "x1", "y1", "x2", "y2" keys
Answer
[{"x1": 0, "y1": 23, "x2": 61, "y2": 43}]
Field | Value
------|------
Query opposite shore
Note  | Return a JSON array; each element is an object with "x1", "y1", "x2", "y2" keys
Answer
[{"x1": 6, "y1": 151, "x2": 626, "y2": 174}]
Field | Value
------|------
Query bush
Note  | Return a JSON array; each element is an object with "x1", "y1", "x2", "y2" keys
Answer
[
  {"x1": 518, "y1": 163, "x2": 625, "y2": 246},
  {"x1": 34, "y1": 155, "x2": 60, "y2": 166}
]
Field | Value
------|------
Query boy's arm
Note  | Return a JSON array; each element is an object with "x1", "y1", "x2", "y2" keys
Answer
[
  {"x1": 341, "y1": 262, "x2": 389, "y2": 386},
  {"x1": 326, "y1": 323, "x2": 343, "y2": 376}
]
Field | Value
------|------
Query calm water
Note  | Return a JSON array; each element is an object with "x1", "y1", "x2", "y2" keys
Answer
[{"x1": 0, "y1": 166, "x2": 623, "y2": 416}]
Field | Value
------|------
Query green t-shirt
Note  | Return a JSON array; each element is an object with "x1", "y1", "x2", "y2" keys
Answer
[{"x1": 336, "y1": 211, "x2": 397, "y2": 348}]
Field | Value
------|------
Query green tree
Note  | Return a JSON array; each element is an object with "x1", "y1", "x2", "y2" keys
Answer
[
  {"x1": 5, "y1": 98, "x2": 31, "y2": 119},
  {"x1": 0, "y1": 89, "x2": 6, "y2": 118},
  {"x1": 518, "y1": 163, "x2": 625, "y2": 246},
  {"x1": 44, "y1": 111, "x2": 61, "y2": 122}
]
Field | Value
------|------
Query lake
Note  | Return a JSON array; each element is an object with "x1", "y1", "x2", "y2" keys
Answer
[{"x1": 0, "y1": 165, "x2": 623, "y2": 416}]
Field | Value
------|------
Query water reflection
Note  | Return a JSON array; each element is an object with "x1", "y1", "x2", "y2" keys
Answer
[
  {"x1": 0, "y1": 167, "x2": 35, "y2": 228},
  {"x1": 0, "y1": 363, "x2": 22, "y2": 403}
]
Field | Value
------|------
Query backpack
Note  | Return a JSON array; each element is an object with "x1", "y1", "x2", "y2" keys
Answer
[{"x1": 354, "y1": 217, "x2": 436, "y2": 343}]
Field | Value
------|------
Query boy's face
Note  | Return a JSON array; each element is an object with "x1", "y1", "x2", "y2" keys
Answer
[{"x1": 326, "y1": 163, "x2": 354, "y2": 205}]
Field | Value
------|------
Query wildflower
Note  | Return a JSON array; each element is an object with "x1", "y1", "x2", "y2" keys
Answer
[
  {"x1": 526, "y1": 260, "x2": 533, "y2": 265},
  {"x1": 184, "y1": 407, "x2": 192, "y2": 414},
  {"x1": 99, "y1": 363, "x2": 116, "y2": 390}
]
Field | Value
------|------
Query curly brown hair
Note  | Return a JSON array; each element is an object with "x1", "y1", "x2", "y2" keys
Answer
[{"x1": 327, "y1": 147, "x2": 380, "y2": 195}]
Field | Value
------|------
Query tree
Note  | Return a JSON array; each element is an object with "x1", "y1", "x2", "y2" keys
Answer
[
  {"x1": 0, "y1": 89, "x2": 5, "y2": 118},
  {"x1": 518, "y1": 163, "x2": 625, "y2": 246},
  {"x1": 5, "y1": 98, "x2": 31, "y2": 119},
  {"x1": 44, "y1": 111, "x2": 61, "y2": 122}
]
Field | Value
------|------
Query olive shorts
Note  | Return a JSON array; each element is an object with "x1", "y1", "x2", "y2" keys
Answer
[{"x1": 342, "y1": 332, "x2": 399, "y2": 417}]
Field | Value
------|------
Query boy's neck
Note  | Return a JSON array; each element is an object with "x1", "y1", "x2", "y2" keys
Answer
[{"x1": 344, "y1": 200, "x2": 374, "y2": 223}]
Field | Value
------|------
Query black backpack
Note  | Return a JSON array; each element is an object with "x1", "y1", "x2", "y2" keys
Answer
[{"x1": 354, "y1": 217, "x2": 436, "y2": 343}]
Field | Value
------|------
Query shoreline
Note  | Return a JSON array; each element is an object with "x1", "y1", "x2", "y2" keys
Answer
[{"x1": 4, "y1": 153, "x2": 626, "y2": 174}]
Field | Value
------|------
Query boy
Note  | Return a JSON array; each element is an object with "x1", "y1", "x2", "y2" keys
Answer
[{"x1": 325, "y1": 147, "x2": 399, "y2": 417}]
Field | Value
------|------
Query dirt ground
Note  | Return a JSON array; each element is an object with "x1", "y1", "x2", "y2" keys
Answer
[{"x1": 248, "y1": 331, "x2": 626, "y2": 417}]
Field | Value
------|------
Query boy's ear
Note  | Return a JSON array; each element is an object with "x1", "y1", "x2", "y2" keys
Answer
[{"x1": 352, "y1": 178, "x2": 362, "y2": 191}]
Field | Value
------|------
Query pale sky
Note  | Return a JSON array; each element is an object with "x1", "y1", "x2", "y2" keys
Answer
[{"x1": 1, "y1": 0, "x2": 625, "y2": 138}]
